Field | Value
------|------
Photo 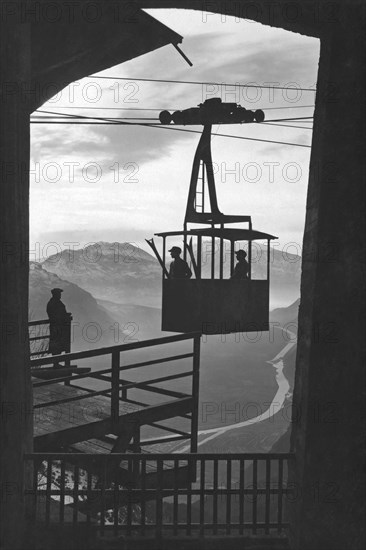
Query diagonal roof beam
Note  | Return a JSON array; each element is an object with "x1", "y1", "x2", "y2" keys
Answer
[{"x1": 30, "y1": 3, "x2": 183, "y2": 110}]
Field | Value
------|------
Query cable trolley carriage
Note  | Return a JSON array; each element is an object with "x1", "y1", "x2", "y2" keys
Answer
[{"x1": 147, "y1": 98, "x2": 277, "y2": 335}]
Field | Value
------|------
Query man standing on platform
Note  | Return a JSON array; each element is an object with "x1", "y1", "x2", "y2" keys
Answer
[{"x1": 46, "y1": 288, "x2": 72, "y2": 367}]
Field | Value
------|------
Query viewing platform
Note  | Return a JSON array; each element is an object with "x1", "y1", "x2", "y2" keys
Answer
[
  {"x1": 30, "y1": 324, "x2": 200, "y2": 490},
  {"x1": 27, "y1": 321, "x2": 292, "y2": 549}
]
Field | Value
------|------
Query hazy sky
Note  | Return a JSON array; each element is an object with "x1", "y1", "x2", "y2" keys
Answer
[{"x1": 30, "y1": 8, "x2": 320, "y2": 261}]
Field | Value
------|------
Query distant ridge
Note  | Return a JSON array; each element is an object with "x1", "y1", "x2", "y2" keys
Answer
[
  {"x1": 42, "y1": 240, "x2": 300, "y2": 310},
  {"x1": 42, "y1": 241, "x2": 162, "y2": 308}
]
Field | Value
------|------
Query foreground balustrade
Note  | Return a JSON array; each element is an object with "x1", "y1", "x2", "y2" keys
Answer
[{"x1": 25, "y1": 452, "x2": 294, "y2": 540}]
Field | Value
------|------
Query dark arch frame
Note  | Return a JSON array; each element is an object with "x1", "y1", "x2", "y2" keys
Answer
[{"x1": 1, "y1": 2, "x2": 364, "y2": 549}]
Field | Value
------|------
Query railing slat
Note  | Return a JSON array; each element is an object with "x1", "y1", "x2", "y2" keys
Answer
[
  {"x1": 278, "y1": 457, "x2": 284, "y2": 534},
  {"x1": 111, "y1": 463, "x2": 117, "y2": 536},
  {"x1": 186, "y1": 457, "x2": 193, "y2": 536},
  {"x1": 29, "y1": 335, "x2": 50, "y2": 342},
  {"x1": 28, "y1": 319, "x2": 50, "y2": 327},
  {"x1": 239, "y1": 458, "x2": 245, "y2": 535},
  {"x1": 60, "y1": 460, "x2": 66, "y2": 524},
  {"x1": 191, "y1": 336, "x2": 201, "y2": 453},
  {"x1": 199, "y1": 458, "x2": 205, "y2": 537},
  {"x1": 73, "y1": 465, "x2": 80, "y2": 525},
  {"x1": 111, "y1": 350, "x2": 120, "y2": 429},
  {"x1": 265, "y1": 458, "x2": 271, "y2": 534},
  {"x1": 26, "y1": 452, "x2": 292, "y2": 461},
  {"x1": 33, "y1": 387, "x2": 112, "y2": 408},
  {"x1": 32, "y1": 460, "x2": 39, "y2": 525},
  {"x1": 156, "y1": 459, "x2": 163, "y2": 539},
  {"x1": 226, "y1": 459, "x2": 232, "y2": 535},
  {"x1": 213, "y1": 458, "x2": 218, "y2": 536},
  {"x1": 100, "y1": 461, "x2": 106, "y2": 537},
  {"x1": 114, "y1": 370, "x2": 194, "y2": 392},
  {"x1": 141, "y1": 458, "x2": 146, "y2": 537},
  {"x1": 126, "y1": 458, "x2": 133, "y2": 536},
  {"x1": 30, "y1": 331, "x2": 201, "y2": 367},
  {"x1": 45, "y1": 459, "x2": 52, "y2": 526},
  {"x1": 173, "y1": 458, "x2": 179, "y2": 536},
  {"x1": 253, "y1": 458, "x2": 258, "y2": 535},
  {"x1": 86, "y1": 469, "x2": 92, "y2": 527}
]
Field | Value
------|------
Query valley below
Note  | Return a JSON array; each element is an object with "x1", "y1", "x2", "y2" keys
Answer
[{"x1": 29, "y1": 241, "x2": 299, "y2": 454}]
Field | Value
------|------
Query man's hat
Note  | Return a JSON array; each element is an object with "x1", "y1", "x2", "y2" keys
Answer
[
  {"x1": 168, "y1": 246, "x2": 182, "y2": 254},
  {"x1": 51, "y1": 288, "x2": 63, "y2": 294},
  {"x1": 235, "y1": 249, "x2": 247, "y2": 257}
]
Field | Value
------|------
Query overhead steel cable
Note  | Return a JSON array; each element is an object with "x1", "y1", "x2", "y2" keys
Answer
[
  {"x1": 34, "y1": 110, "x2": 313, "y2": 124},
  {"x1": 87, "y1": 75, "x2": 317, "y2": 93},
  {"x1": 35, "y1": 104, "x2": 315, "y2": 112},
  {"x1": 31, "y1": 115, "x2": 158, "y2": 121},
  {"x1": 32, "y1": 117, "x2": 314, "y2": 130},
  {"x1": 261, "y1": 104, "x2": 314, "y2": 110},
  {"x1": 262, "y1": 116, "x2": 313, "y2": 122},
  {"x1": 36, "y1": 106, "x2": 168, "y2": 111},
  {"x1": 33, "y1": 110, "x2": 311, "y2": 148},
  {"x1": 261, "y1": 122, "x2": 313, "y2": 130}
]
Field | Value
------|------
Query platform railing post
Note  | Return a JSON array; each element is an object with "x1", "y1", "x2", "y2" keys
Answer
[
  {"x1": 191, "y1": 335, "x2": 201, "y2": 453},
  {"x1": 267, "y1": 239, "x2": 271, "y2": 318},
  {"x1": 248, "y1": 220, "x2": 253, "y2": 280},
  {"x1": 211, "y1": 225, "x2": 215, "y2": 279},
  {"x1": 220, "y1": 224, "x2": 224, "y2": 279},
  {"x1": 111, "y1": 350, "x2": 120, "y2": 431},
  {"x1": 131, "y1": 425, "x2": 141, "y2": 454},
  {"x1": 162, "y1": 236, "x2": 166, "y2": 280},
  {"x1": 248, "y1": 240, "x2": 252, "y2": 280},
  {"x1": 65, "y1": 315, "x2": 72, "y2": 386},
  {"x1": 64, "y1": 316, "x2": 72, "y2": 371}
]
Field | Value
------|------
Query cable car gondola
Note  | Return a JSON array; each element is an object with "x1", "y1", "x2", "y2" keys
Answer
[{"x1": 147, "y1": 98, "x2": 277, "y2": 335}]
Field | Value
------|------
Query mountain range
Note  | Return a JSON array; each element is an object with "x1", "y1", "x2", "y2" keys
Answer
[
  {"x1": 42, "y1": 240, "x2": 301, "y2": 310},
  {"x1": 42, "y1": 241, "x2": 162, "y2": 308}
]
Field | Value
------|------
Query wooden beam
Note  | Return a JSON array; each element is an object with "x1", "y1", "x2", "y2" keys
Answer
[
  {"x1": 111, "y1": 421, "x2": 138, "y2": 453},
  {"x1": 34, "y1": 397, "x2": 193, "y2": 451}
]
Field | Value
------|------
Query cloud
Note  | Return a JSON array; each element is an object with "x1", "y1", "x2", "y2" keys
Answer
[{"x1": 31, "y1": 11, "x2": 320, "y2": 250}]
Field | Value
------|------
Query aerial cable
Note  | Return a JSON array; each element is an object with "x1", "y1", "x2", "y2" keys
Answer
[
  {"x1": 33, "y1": 111, "x2": 311, "y2": 148},
  {"x1": 32, "y1": 111, "x2": 313, "y2": 128},
  {"x1": 87, "y1": 75, "x2": 317, "y2": 93},
  {"x1": 32, "y1": 116, "x2": 313, "y2": 130},
  {"x1": 35, "y1": 110, "x2": 313, "y2": 124},
  {"x1": 35, "y1": 104, "x2": 315, "y2": 113},
  {"x1": 262, "y1": 122, "x2": 313, "y2": 130}
]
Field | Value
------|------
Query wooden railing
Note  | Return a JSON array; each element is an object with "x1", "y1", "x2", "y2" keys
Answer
[
  {"x1": 29, "y1": 318, "x2": 72, "y2": 359},
  {"x1": 31, "y1": 333, "x2": 201, "y2": 453},
  {"x1": 24, "y1": 452, "x2": 294, "y2": 539}
]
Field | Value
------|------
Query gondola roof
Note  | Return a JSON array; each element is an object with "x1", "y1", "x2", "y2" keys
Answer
[{"x1": 155, "y1": 228, "x2": 277, "y2": 241}]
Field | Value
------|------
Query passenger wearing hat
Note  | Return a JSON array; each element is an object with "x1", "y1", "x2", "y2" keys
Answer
[
  {"x1": 231, "y1": 249, "x2": 249, "y2": 279},
  {"x1": 168, "y1": 246, "x2": 192, "y2": 279},
  {"x1": 46, "y1": 288, "x2": 72, "y2": 364}
]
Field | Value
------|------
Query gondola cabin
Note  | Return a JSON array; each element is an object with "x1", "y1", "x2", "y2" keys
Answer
[
  {"x1": 147, "y1": 98, "x2": 277, "y2": 335},
  {"x1": 154, "y1": 227, "x2": 276, "y2": 334}
]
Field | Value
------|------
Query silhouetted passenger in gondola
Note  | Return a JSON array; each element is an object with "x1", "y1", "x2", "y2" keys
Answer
[
  {"x1": 231, "y1": 249, "x2": 249, "y2": 279},
  {"x1": 169, "y1": 246, "x2": 192, "y2": 279},
  {"x1": 46, "y1": 288, "x2": 72, "y2": 367}
]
